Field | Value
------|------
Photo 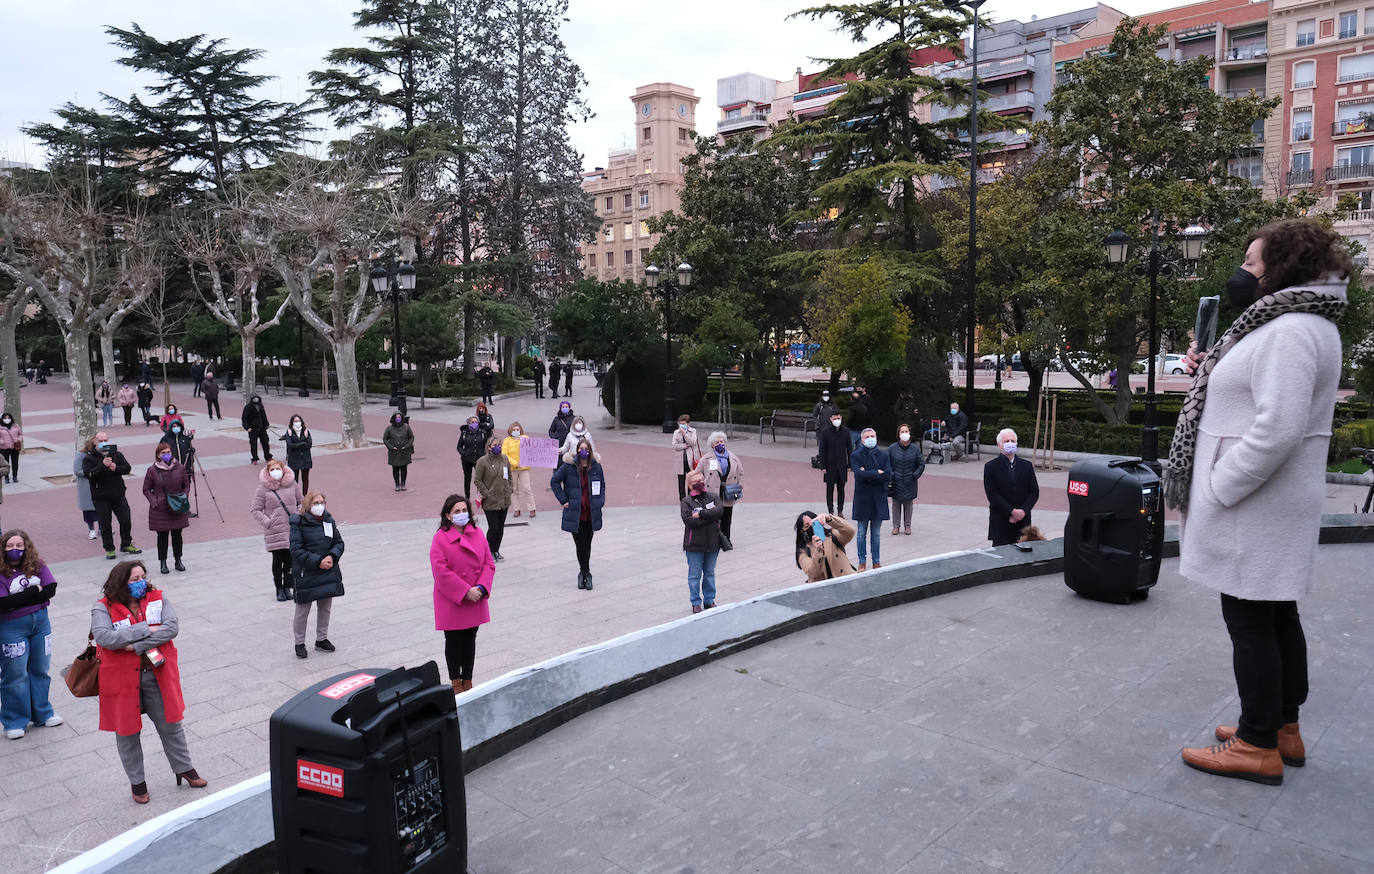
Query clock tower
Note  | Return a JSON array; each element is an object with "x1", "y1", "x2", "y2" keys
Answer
[{"x1": 632, "y1": 82, "x2": 699, "y2": 178}]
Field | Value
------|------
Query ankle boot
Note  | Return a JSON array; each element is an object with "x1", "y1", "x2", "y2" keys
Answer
[
  {"x1": 451, "y1": 678, "x2": 463, "y2": 694},
  {"x1": 1215, "y1": 722, "x2": 1306, "y2": 766},
  {"x1": 1181, "y1": 736, "x2": 1283, "y2": 785},
  {"x1": 176, "y1": 769, "x2": 208, "y2": 788},
  {"x1": 584, "y1": 572, "x2": 593, "y2": 591},
  {"x1": 131, "y1": 781, "x2": 150, "y2": 804},
  {"x1": 461, "y1": 679, "x2": 473, "y2": 692},
  {"x1": 174, "y1": 558, "x2": 185, "y2": 572},
  {"x1": 160, "y1": 561, "x2": 170, "y2": 574}
]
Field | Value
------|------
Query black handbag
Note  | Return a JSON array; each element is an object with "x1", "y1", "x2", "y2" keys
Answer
[{"x1": 723, "y1": 483, "x2": 743, "y2": 501}]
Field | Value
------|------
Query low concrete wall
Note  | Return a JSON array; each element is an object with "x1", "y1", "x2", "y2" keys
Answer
[{"x1": 54, "y1": 516, "x2": 1374, "y2": 874}]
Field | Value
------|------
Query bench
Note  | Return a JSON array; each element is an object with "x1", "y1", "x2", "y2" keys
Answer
[
  {"x1": 759, "y1": 410, "x2": 818, "y2": 447},
  {"x1": 263, "y1": 376, "x2": 285, "y2": 396}
]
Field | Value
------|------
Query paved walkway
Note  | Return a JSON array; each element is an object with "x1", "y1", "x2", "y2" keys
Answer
[
  {"x1": 0, "y1": 372, "x2": 1369, "y2": 871},
  {"x1": 466, "y1": 549, "x2": 1374, "y2": 874}
]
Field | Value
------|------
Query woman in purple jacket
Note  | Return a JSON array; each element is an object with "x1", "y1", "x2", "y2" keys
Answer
[
  {"x1": 0, "y1": 529, "x2": 62, "y2": 740},
  {"x1": 143, "y1": 443, "x2": 191, "y2": 575},
  {"x1": 429, "y1": 494, "x2": 493, "y2": 694}
]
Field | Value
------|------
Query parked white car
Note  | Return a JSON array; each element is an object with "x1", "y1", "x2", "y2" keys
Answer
[{"x1": 1135, "y1": 354, "x2": 1187, "y2": 375}]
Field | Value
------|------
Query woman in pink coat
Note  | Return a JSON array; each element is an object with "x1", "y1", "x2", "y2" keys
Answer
[{"x1": 429, "y1": 494, "x2": 493, "y2": 694}]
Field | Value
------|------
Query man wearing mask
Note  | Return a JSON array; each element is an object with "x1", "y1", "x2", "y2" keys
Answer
[
  {"x1": 82, "y1": 431, "x2": 142, "y2": 559},
  {"x1": 945, "y1": 402, "x2": 969, "y2": 460},
  {"x1": 202, "y1": 370, "x2": 222, "y2": 420},
  {"x1": 846, "y1": 387, "x2": 873, "y2": 451},
  {"x1": 817, "y1": 410, "x2": 852, "y2": 516},
  {"x1": 549, "y1": 359, "x2": 561, "y2": 398},
  {"x1": 241, "y1": 395, "x2": 272, "y2": 465},
  {"x1": 983, "y1": 428, "x2": 1038, "y2": 546},
  {"x1": 811, "y1": 391, "x2": 836, "y2": 432},
  {"x1": 533, "y1": 358, "x2": 547, "y2": 399}
]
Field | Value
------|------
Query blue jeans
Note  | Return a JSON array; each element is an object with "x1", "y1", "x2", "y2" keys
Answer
[
  {"x1": 101, "y1": 403, "x2": 114, "y2": 426},
  {"x1": 685, "y1": 549, "x2": 719, "y2": 607},
  {"x1": 0, "y1": 608, "x2": 55, "y2": 731},
  {"x1": 854, "y1": 520, "x2": 881, "y2": 565}
]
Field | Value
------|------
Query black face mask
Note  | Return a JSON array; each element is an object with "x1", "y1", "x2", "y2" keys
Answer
[{"x1": 1225, "y1": 267, "x2": 1262, "y2": 308}]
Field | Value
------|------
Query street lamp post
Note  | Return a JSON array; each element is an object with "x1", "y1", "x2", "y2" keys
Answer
[
  {"x1": 1104, "y1": 218, "x2": 1208, "y2": 469},
  {"x1": 370, "y1": 261, "x2": 418, "y2": 416},
  {"x1": 645, "y1": 262, "x2": 693, "y2": 433},
  {"x1": 946, "y1": 0, "x2": 988, "y2": 429}
]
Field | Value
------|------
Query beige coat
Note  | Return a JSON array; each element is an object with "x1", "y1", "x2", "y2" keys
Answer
[
  {"x1": 1179, "y1": 283, "x2": 1344, "y2": 601},
  {"x1": 798, "y1": 514, "x2": 857, "y2": 582},
  {"x1": 695, "y1": 450, "x2": 743, "y2": 507},
  {"x1": 672, "y1": 426, "x2": 703, "y2": 475}
]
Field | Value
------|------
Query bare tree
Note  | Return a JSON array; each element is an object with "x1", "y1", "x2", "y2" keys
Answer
[
  {"x1": 134, "y1": 277, "x2": 192, "y2": 407},
  {"x1": 242, "y1": 157, "x2": 426, "y2": 448},
  {"x1": 0, "y1": 180, "x2": 160, "y2": 449},
  {"x1": 179, "y1": 205, "x2": 290, "y2": 400},
  {"x1": 0, "y1": 282, "x2": 34, "y2": 423}
]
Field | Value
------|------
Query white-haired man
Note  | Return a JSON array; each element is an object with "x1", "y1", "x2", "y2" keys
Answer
[{"x1": 983, "y1": 427, "x2": 1038, "y2": 546}]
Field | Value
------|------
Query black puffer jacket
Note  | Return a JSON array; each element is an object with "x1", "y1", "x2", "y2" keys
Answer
[
  {"x1": 680, "y1": 492, "x2": 724, "y2": 553},
  {"x1": 289, "y1": 511, "x2": 345, "y2": 603},
  {"x1": 888, "y1": 440, "x2": 925, "y2": 502},
  {"x1": 457, "y1": 425, "x2": 487, "y2": 464}
]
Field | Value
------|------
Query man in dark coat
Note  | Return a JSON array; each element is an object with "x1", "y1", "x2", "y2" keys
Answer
[
  {"x1": 533, "y1": 358, "x2": 546, "y2": 399},
  {"x1": 477, "y1": 363, "x2": 496, "y2": 405},
  {"x1": 241, "y1": 395, "x2": 273, "y2": 464},
  {"x1": 983, "y1": 428, "x2": 1039, "y2": 546},
  {"x1": 549, "y1": 359, "x2": 561, "y2": 398},
  {"x1": 202, "y1": 370, "x2": 222, "y2": 419},
  {"x1": 82, "y1": 431, "x2": 141, "y2": 558},
  {"x1": 563, "y1": 361, "x2": 574, "y2": 396},
  {"x1": 846, "y1": 385, "x2": 874, "y2": 450},
  {"x1": 816, "y1": 410, "x2": 852, "y2": 516},
  {"x1": 191, "y1": 362, "x2": 205, "y2": 398}
]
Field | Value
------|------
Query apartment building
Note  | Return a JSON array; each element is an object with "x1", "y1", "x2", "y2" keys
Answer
[
  {"x1": 1269, "y1": 0, "x2": 1374, "y2": 257},
  {"x1": 581, "y1": 83, "x2": 700, "y2": 283}
]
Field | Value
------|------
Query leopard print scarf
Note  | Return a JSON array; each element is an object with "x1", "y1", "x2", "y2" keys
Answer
[{"x1": 1163, "y1": 282, "x2": 1347, "y2": 512}]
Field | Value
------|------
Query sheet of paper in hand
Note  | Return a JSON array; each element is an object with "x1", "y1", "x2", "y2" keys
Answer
[{"x1": 519, "y1": 436, "x2": 562, "y2": 468}]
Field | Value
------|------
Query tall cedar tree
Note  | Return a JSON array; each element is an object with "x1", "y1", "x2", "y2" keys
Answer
[
  {"x1": 102, "y1": 24, "x2": 313, "y2": 199},
  {"x1": 1036, "y1": 18, "x2": 1277, "y2": 423},
  {"x1": 22, "y1": 104, "x2": 149, "y2": 210}
]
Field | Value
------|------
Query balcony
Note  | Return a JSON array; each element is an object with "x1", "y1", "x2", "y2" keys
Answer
[
  {"x1": 1287, "y1": 168, "x2": 1314, "y2": 186},
  {"x1": 941, "y1": 53, "x2": 1036, "y2": 83},
  {"x1": 1325, "y1": 162, "x2": 1374, "y2": 181},
  {"x1": 1294, "y1": 79, "x2": 1315, "y2": 88},
  {"x1": 1367, "y1": 24, "x2": 1374, "y2": 34},
  {"x1": 1334, "y1": 116, "x2": 1374, "y2": 136},
  {"x1": 1342, "y1": 28, "x2": 1359, "y2": 39},
  {"x1": 982, "y1": 89, "x2": 1036, "y2": 113},
  {"x1": 1293, "y1": 122, "x2": 1313, "y2": 141},
  {"x1": 716, "y1": 110, "x2": 770, "y2": 135},
  {"x1": 1221, "y1": 44, "x2": 1268, "y2": 61},
  {"x1": 1340, "y1": 208, "x2": 1374, "y2": 221},
  {"x1": 1339, "y1": 69, "x2": 1374, "y2": 83},
  {"x1": 1224, "y1": 87, "x2": 1266, "y2": 98}
]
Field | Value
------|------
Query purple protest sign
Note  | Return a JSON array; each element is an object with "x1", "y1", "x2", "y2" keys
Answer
[{"x1": 519, "y1": 436, "x2": 562, "y2": 468}]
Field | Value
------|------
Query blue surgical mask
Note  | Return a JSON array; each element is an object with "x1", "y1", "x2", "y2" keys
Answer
[
  {"x1": 97, "y1": 441, "x2": 110, "y2": 450},
  {"x1": 127, "y1": 579, "x2": 148, "y2": 600},
  {"x1": 1003, "y1": 441, "x2": 1017, "y2": 455},
  {"x1": 468, "y1": 422, "x2": 478, "y2": 430},
  {"x1": 714, "y1": 444, "x2": 727, "y2": 455},
  {"x1": 452, "y1": 512, "x2": 470, "y2": 526},
  {"x1": 171, "y1": 425, "x2": 181, "y2": 433},
  {"x1": 862, "y1": 436, "x2": 877, "y2": 449},
  {"x1": 4, "y1": 548, "x2": 23, "y2": 563}
]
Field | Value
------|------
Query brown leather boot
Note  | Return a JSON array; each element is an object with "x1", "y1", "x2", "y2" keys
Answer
[
  {"x1": 460, "y1": 679, "x2": 473, "y2": 692},
  {"x1": 1181, "y1": 736, "x2": 1283, "y2": 785},
  {"x1": 1215, "y1": 722, "x2": 1305, "y2": 767},
  {"x1": 451, "y1": 678, "x2": 462, "y2": 694}
]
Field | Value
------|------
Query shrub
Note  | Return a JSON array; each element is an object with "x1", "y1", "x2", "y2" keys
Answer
[
  {"x1": 515, "y1": 354, "x2": 537, "y2": 380},
  {"x1": 604, "y1": 344, "x2": 707, "y2": 424},
  {"x1": 1330, "y1": 419, "x2": 1374, "y2": 463}
]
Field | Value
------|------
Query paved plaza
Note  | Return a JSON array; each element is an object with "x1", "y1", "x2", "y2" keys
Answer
[{"x1": 0, "y1": 372, "x2": 1369, "y2": 871}]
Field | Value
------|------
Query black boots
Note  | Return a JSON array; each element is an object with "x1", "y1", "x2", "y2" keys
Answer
[
  {"x1": 276, "y1": 587, "x2": 290, "y2": 602},
  {"x1": 174, "y1": 558, "x2": 185, "y2": 572},
  {"x1": 576, "y1": 571, "x2": 594, "y2": 591},
  {"x1": 160, "y1": 561, "x2": 170, "y2": 574}
]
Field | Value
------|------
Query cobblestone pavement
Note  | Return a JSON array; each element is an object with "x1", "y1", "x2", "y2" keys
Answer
[{"x1": 0, "y1": 373, "x2": 1367, "y2": 871}]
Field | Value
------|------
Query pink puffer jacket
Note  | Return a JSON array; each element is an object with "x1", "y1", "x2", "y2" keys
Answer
[
  {"x1": 249, "y1": 467, "x2": 303, "y2": 552},
  {"x1": 0, "y1": 423, "x2": 21, "y2": 450}
]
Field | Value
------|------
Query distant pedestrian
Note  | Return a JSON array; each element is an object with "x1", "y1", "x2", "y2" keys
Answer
[
  {"x1": 97, "y1": 380, "x2": 115, "y2": 427},
  {"x1": 457, "y1": 415, "x2": 486, "y2": 498},
  {"x1": 475, "y1": 402, "x2": 494, "y2": 445},
  {"x1": 474, "y1": 436, "x2": 512, "y2": 561},
  {"x1": 532, "y1": 358, "x2": 546, "y2": 399},
  {"x1": 429, "y1": 494, "x2": 493, "y2": 693},
  {"x1": 550, "y1": 438, "x2": 604, "y2": 590},
  {"x1": 241, "y1": 395, "x2": 272, "y2": 464},
  {"x1": 794, "y1": 511, "x2": 856, "y2": 582},
  {"x1": 849, "y1": 427, "x2": 890, "y2": 570},
  {"x1": 680, "y1": 469, "x2": 723, "y2": 613},
  {"x1": 383, "y1": 412, "x2": 415, "y2": 491},
  {"x1": 671, "y1": 414, "x2": 704, "y2": 500},
  {"x1": 35, "y1": 360, "x2": 48, "y2": 384},
  {"x1": 817, "y1": 410, "x2": 851, "y2": 516},
  {"x1": 117, "y1": 382, "x2": 136, "y2": 427},
  {"x1": 143, "y1": 443, "x2": 190, "y2": 575},
  {"x1": 892, "y1": 388, "x2": 919, "y2": 428},
  {"x1": 477, "y1": 363, "x2": 495, "y2": 405},
  {"x1": 983, "y1": 428, "x2": 1038, "y2": 546},
  {"x1": 548, "y1": 359, "x2": 561, "y2": 398},
  {"x1": 91, "y1": 561, "x2": 206, "y2": 804},
  {"x1": 501, "y1": 422, "x2": 535, "y2": 519},
  {"x1": 0, "y1": 457, "x2": 6, "y2": 529},
  {"x1": 73, "y1": 451, "x2": 98, "y2": 540},
  {"x1": 162, "y1": 420, "x2": 195, "y2": 475},
  {"x1": 0, "y1": 529, "x2": 62, "y2": 740},
  {"x1": 811, "y1": 390, "x2": 836, "y2": 432},
  {"x1": 157, "y1": 405, "x2": 185, "y2": 434},
  {"x1": 136, "y1": 382, "x2": 154, "y2": 426},
  {"x1": 250, "y1": 460, "x2": 302, "y2": 602},
  {"x1": 548, "y1": 401, "x2": 574, "y2": 444},
  {"x1": 888, "y1": 424, "x2": 924, "y2": 536},
  {"x1": 0, "y1": 413, "x2": 21, "y2": 483},
  {"x1": 283, "y1": 415, "x2": 312, "y2": 494},
  {"x1": 140, "y1": 359, "x2": 151, "y2": 385},
  {"x1": 83, "y1": 431, "x2": 141, "y2": 560},
  {"x1": 289, "y1": 491, "x2": 344, "y2": 659},
  {"x1": 694, "y1": 431, "x2": 742, "y2": 547},
  {"x1": 202, "y1": 371, "x2": 221, "y2": 420},
  {"x1": 846, "y1": 385, "x2": 875, "y2": 450},
  {"x1": 563, "y1": 361, "x2": 574, "y2": 396},
  {"x1": 191, "y1": 362, "x2": 205, "y2": 398}
]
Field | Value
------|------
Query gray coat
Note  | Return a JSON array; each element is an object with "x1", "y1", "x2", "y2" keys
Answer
[
  {"x1": 74, "y1": 452, "x2": 96, "y2": 512},
  {"x1": 383, "y1": 422, "x2": 415, "y2": 467},
  {"x1": 1179, "y1": 281, "x2": 1344, "y2": 601}
]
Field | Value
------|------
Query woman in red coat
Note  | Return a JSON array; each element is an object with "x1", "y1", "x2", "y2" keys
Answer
[
  {"x1": 143, "y1": 443, "x2": 191, "y2": 575},
  {"x1": 429, "y1": 494, "x2": 493, "y2": 694},
  {"x1": 91, "y1": 560, "x2": 205, "y2": 804}
]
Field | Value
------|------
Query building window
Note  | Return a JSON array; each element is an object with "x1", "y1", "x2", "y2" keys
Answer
[
  {"x1": 623, "y1": 193, "x2": 632, "y2": 209},
  {"x1": 643, "y1": 162, "x2": 653, "y2": 175},
  {"x1": 679, "y1": 128, "x2": 690, "y2": 141},
  {"x1": 640, "y1": 247, "x2": 650, "y2": 263},
  {"x1": 1292, "y1": 151, "x2": 1312, "y2": 171},
  {"x1": 624, "y1": 249, "x2": 633, "y2": 266},
  {"x1": 1342, "y1": 11, "x2": 1358, "y2": 38},
  {"x1": 1297, "y1": 19, "x2": 1316, "y2": 45},
  {"x1": 1294, "y1": 60, "x2": 1316, "y2": 88},
  {"x1": 606, "y1": 251, "x2": 614, "y2": 268},
  {"x1": 638, "y1": 191, "x2": 649, "y2": 208},
  {"x1": 1339, "y1": 145, "x2": 1374, "y2": 165},
  {"x1": 604, "y1": 196, "x2": 613, "y2": 211},
  {"x1": 587, "y1": 253, "x2": 596, "y2": 268},
  {"x1": 1367, "y1": 7, "x2": 1374, "y2": 34},
  {"x1": 1353, "y1": 190, "x2": 1374, "y2": 209},
  {"x1": 604, "y1": 225, "x2": 615, "y2": 242},
  {"x1": 726, "y1": 107, "x2": 742, "y2": 119},
  {"x1": 1340, "y1": 52, "x2": 1374, "y2": 82},
  {"x1": 639, "y1": 220, "x2": 649, "y2": 237},
  {"x1": 623, "y1": 221, "x2": 633, "y2": 240},
  {"x1": 1292, "y1": 108, "x2": 1314, "y2": 140},
  {"x1": 642, "y1": 127, "x2": 651, "y2": 143}
]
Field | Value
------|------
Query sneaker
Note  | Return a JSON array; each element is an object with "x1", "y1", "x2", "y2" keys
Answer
[
  {"x1": 121, "y1": 545, "x2": 142, "y2": 555},
  {"x1": 43, "y1": 715, "x2": 63, "y2": 728},
  {"x1": 106, "y1": 551, "x2": 117, "y2": 560},
  {"x1": 5, "y1": 728, "x2": 23, "y2": 740},
  {"x1": 87, "y1": 530, "x2": 98, "y2": 540},
  {"x1": 295, "y1": 644, "x2": 308, "y2": 659},
  {"x1": 314, "y1": 639, "x2": 335, "y2": 653}
]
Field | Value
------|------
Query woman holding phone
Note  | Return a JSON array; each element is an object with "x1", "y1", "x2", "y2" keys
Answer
[{"x1": 794, "y1": 511, "x2": 856, "y2": 583}]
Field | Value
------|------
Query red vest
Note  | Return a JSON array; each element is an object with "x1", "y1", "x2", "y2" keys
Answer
[{"x1": 97, "y1": 590, "x2": 185, "y2": 736}]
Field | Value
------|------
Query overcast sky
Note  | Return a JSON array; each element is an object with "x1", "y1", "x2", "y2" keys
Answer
[{"x1": 0, "y1": 0, "x2": 1157, "y2": 173}]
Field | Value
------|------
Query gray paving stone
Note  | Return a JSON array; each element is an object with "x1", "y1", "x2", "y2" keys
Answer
[
  {"x1": 1057, "y1": 794, "x2": 1243, "y2": 873},
  {"x1": 1038, "y1": 699, "x2": 1195, "y2": 792},
  {"x1": 1260, "y1": 759, "x2": 1374, "y2": 864}
]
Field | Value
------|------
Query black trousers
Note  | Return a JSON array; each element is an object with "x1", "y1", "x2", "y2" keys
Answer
[
  {"x1": 193, "y1": 378, "x2": 202, "y2": 397},
  {"x1": 549, "y1": 379, "x2": 559, "y2": 398},
  {"x1": 481, "y1": 386, "x2": 494, "y2": 404},
  {"x1": 122, "y1": 406, "x2": 133, "y2": 425},
  {"x1": 292, "y1": 468, "x2": 310, "y2": 494},
  {"x1": 719, "y1": 505, "x2": 734, "y2": 539},
  {"x1": 572, "y1": 521, "x2": 594, "y2": 574},
  {"x1": 484, "y1": 508, "x2": 507, "y2": 554},
  {"x1": 156, "y1": 529, "x2": 184, "y2": 561},
  {"x1": 535, "y1": 379, "x2": 544, "y2": 398},
  {"x1": 271, "y1": 548, "x2": 293, "y2": 588},
  {"x1": 248, "y1": 429, "x2": 271, "y2": 462},
  {"x1": 1, "y1": 448, "x2": 17, "y2": 479},
  {"x1": 1221, "y1": 594, "x2": 1308, "y2": 749},
  {"x1": 392, "y1": 464, "x2": 409, "y2": 486},
  {"x1": 139, "y1": 404, "x2": 152, "y2": 425},
  {"x1": 461, "y1": 459, "x2": 476, "y2": 499},
  {"x1": 564, "y1": 376, "x2": 572, "y2": 395},
  {"x1": 444, "y1": 627, "x2": 479, "y2": 681},
  {"x1": 826, "y1": 480, "x2": 846, "y2": 515},
  {"x1": 207, "y1": 398, "x2": 221, "y2": 419},
  {"x1": 94, "y1": 497, "x2": 133, "y2": 551}
]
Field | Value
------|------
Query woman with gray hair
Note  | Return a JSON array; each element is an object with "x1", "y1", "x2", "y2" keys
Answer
[{"x1": 694, "y1": 431, "x2": 743, "y2": 548}]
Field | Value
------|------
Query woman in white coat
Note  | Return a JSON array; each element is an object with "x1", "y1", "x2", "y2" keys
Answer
[{"x1": 1168, "y1": 219, "x2": 1350, "y2": 786}]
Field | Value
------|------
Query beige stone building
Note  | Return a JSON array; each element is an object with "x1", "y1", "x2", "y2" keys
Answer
[{"x1": 581, "y1": 83, "x2": 700, "y2": 283}]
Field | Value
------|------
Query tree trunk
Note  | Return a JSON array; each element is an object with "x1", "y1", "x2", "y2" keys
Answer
[
  {"x1": 753, "y1": 353, "x2": 765, "y2": 405},
  {"x1": 828, "y1": 369, "x2": 841, "y2": 395},
  {"x1": 463, "y1": 301, "x2": 477, "y2": 378},
  {"x1": 0, "y1": 317, "x2": 22, "y2": 424},
  {"x1": 98, "y1": 329, "x2": 118, "y2": 390},
  {"x1": 419, "y1": 361, "x2": 429, "y2": 410},
  {"x1": 66, "y1": 330, "x2": 97, "y2": 451},
  {"x1": 332, "y1": 335, "x2": 367, "y2": 449},
  {"x1": 503, "y1": 335, "x2": 517, "y2": 378},
  {"x1": 613, "y1": 367, "x2": 622, "y2": 431},
  {"x1": 240, "y1": 331, "x2": 258, "y2": 401},
  {"x1": 1023, "y1": 364, "x2": 1044, "y2": 412}
]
